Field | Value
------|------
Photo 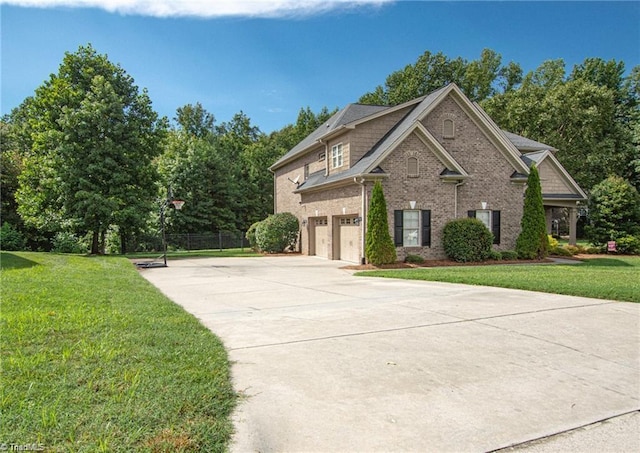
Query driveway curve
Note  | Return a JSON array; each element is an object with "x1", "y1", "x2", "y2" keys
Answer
[{"x1": 140, "y1": 256, "x2": 639, "y2": 452}]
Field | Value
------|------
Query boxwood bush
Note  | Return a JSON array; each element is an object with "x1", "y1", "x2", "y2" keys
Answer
[
  {"x1": 254, "y1": 213, "x2": 299, "y2": 253},
  {"x1": 443, "y1": 218, "x2": 493, "y2": 262}
]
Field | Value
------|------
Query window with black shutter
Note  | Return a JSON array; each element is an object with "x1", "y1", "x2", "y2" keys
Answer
[
  {"x1": 468, "y1": 209, "x2": 501, "y2": 244},
  {"x1": 394, "y1": 209, "x2": 432, "y2": 247}
]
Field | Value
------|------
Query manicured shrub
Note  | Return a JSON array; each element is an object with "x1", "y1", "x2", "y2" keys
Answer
[
  {"x1": 550, "y1": 246, "x2": 573, "y2": 257},
  {"x1": 564, "y1": 245, "x2": 581, "y2": 256},
  {"x1": 585, "y1": 246, "x2": 604, "y2": 254},
  {"x1": 516, "y1": 165, "x2": 549, "y2": 259},
  {"x1": 254, "y1": 213, "x2": 299, "y2": 253},
  {"x1": 365, "y1": 181, "x2": 397, "y2": 265},
  {"x1": 246, "y1": 221, "x2": 261, "y2": 251},
  {"x1": 0, "y1": 223, "x2": 26, "y2": 251},
  {"x1": 404, "y1": 254, "x2": 425, "y2": 264},
  {"x1": 615, "y1": 235, "x2": 640, "y2": 255},
  {"x1": 548, "y1": 235, "x2": 559, "y2": 249},
  {"x1": 488, "y1": 250, "x2": 502, "y2": 260},
  {"x1": 443, "y1": 218, "x2": 493, "y2": 262},
  {"x1": 501, "y1": 250, "x2": 518, "y2": 260}
]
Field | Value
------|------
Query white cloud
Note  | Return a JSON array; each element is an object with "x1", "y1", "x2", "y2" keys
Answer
[{"x1": 2, "y1": 0, "x2": 394, "y2": 18}]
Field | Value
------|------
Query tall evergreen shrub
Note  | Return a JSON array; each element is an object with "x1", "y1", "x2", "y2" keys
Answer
[
  {"x1": 365, "y1": 181, "x2": 397, "y2": 265},
  {"x1": 516, "y1": 165, "x2": 549, "y2": 259}
]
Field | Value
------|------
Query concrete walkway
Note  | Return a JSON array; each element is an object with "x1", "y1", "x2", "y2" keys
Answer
[{"x1": 140, "y1": 256, "x2": 639, "y2": 452}]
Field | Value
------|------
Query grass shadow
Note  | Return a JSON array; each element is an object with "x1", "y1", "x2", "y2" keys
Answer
[
  {"x1": 580, "y1": 257, "x2": 635, "y2": 268},
  {"x1": 0, "y1": 252, "x2": 40, "y2": 270}
]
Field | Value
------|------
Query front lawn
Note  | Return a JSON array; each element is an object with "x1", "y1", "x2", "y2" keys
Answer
[
  {"x1": 355, "y1": 256, "x2": 640, "y2": 303},
  {"x1": 0, "y1": 252, "x2": 236, "y2": 452}
]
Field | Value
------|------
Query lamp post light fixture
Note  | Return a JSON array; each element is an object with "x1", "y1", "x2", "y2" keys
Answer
[{"x1": 160, "y1": 191, "x2": 185, "y2": 267}]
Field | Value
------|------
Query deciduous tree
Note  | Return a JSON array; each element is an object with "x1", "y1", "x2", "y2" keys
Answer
[{"x1": 14, "y1": 45, "x2": 166, "y2": 253}]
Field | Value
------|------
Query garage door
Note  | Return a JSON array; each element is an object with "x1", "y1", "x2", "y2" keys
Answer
[
  {"x1": 339, "y1": 217, "x2": 360, "y2": 263},
  {"x1": 314, "y1": 218, "x2": 328, "y2": 258}
]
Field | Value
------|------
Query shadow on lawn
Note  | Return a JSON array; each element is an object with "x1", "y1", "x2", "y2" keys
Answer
[
  {"x1": 581, "y1": 257, "x2": 635, "y2": 268},
  {"x1": 0, "y1": 252, "x2": 40, "y2": 270}
]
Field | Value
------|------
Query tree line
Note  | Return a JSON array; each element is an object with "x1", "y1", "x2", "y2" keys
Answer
[{"x1": 1, "y1": 45, "x2": 638, "y2": 253}]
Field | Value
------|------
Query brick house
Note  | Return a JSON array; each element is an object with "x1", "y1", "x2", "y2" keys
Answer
[{"x1": 270, "y1": 84, "x2": 586, "y2": 263}]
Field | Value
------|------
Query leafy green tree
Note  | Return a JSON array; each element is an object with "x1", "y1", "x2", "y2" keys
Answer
[
  {"x1": 483, "y1": 58, "x2": 639, "y2": 192},
  {"x1": 585, "y1": 175, "x2": 640, "y2": 245},
  {"x1": 175, "y1": 102, "x2": 215, "y2": 139},
  {"x1": 14, "y1": 45, "x2": 166, "y2": 254},
  {"x1": 516, "y1": 165, "x2": 549, "y2": 259},
  {"x1": 159, "y1": 131, "x2": 239, "y2": 234},
  {"x1": 359, "y1": 48, "x2": 520, "y2": 106},
  {"x1": 365, "y1": 181, "x2": 397, "y2": 265},
  {"x1": 0, "y1": 121, "x2": 25, "y2": 229}
]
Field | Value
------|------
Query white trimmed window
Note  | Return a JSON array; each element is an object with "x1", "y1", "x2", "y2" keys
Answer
[
  {"x1": 331, "y1": 143, "x2": 343, "y2": 168},
  {"x1": 476, "y1": 210, "x2": 491, "y2": 230},
  {"x1": 403, "y1": 210, "x2": 420, "y2": 246}
]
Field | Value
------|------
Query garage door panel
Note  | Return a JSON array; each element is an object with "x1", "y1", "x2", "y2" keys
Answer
[
  {"x1": 314, "y1": 219, "x2": 328, "y2": 258},
  {"x1": 339, "y1": 218, "x2": 359, "y2": 263}
]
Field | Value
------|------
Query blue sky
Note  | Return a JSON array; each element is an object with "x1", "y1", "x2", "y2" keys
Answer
[{"x1": 1, "y1": 1, "x2": 639, "y2": 133}]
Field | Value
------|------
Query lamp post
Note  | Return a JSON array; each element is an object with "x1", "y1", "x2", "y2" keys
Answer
[{"x1": 160, "y1": 191, "x2": 184, "y2": 267}]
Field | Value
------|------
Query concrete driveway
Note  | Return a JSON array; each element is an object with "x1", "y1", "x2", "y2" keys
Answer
[{"x1": 140, "y1": 256, "x2": 639, "y2": 452}]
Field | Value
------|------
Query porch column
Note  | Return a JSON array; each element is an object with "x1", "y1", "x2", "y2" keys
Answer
[
  {"x1": 569, "y1": 207, "x2": 577, "y2": 246},
  {"x1": 545, "y1": 207, "x2": 553, "y2": 235}
]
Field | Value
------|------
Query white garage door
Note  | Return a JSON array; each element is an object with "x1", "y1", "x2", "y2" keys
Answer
[
  {"x1": 314, "y1": 218, "x2": 328, "y2": 258},
  {"x1": 339, "y1": 217, "x2": 360, "y2": 264}
]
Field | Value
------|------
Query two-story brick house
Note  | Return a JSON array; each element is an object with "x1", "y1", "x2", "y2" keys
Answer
[{"x1": 270, "y1": 84, "x2": 586, "y2": 263}]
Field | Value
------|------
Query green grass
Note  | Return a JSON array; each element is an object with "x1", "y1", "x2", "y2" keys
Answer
[
  {"x1": 125, "y1": 248, "x2": 261, "y2": 260},
  {"x1": 356, "y1": 256, "x2": 640, "y2": 303},
  {"x1": 0, "y1": 252, "x2": 236, "y2": 452}
]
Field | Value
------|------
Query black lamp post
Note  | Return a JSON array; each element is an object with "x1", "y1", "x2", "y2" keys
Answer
[{"x1": 160, "y1": 190, "x2": 184, "y2": 267}]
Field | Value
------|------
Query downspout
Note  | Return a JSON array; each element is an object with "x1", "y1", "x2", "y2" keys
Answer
[
  {"x1": 319, "y1": 138, "x2": 329, "y2": 176},
  {"x1": 355, "y1": 177, "x2": 367, "y2": 265},
  {"x1": 454, "y1": 180, "x2": 465, "y2": 218}
]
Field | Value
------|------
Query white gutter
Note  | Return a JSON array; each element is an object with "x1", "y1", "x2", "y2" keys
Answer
[
  {"x1": 355, "y1": 177, "x2": 367, "y2": 265},
  {"x1": 454, "y1": 180, "x2": 465, "y2": 218}
]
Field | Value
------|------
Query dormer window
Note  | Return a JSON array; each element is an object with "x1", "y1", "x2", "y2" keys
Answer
[{"x1": 443, "y1": 118, "x2": 455, "y2": 138}]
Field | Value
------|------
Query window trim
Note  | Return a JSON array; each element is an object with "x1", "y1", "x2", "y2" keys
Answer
[
  {"x1": 403, "y1": 210, "x2": 420, "y2": 247},
  {"x1": 331, "y1": 143, "x2": 343, "y2": 168},
  {"x1": 394, "y1": 209, "x2": 432, "y2": 247}
]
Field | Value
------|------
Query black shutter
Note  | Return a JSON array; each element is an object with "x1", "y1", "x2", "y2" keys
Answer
[
  {"x1": 492, "y1": 210, "x2": 501, "y2": 245},
  {"x1": 468, "y1": 210, "x2": 476, "y2": 218},
  {"x1": 394, "y1": 210, "x2": 403, "y2": 246},
  {"x1": 421, "y1": 210, "x2": 431, "y2": 247}
]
